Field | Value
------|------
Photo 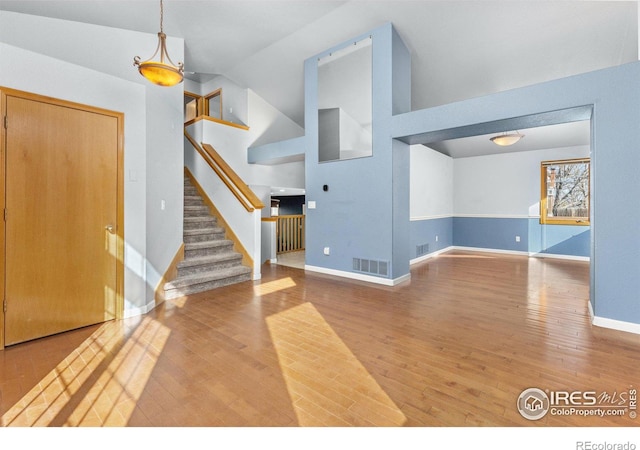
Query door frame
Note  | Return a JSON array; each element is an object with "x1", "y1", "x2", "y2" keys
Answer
[{"x1": 0, "y1": 87, "x2": 125, "y2": 350}]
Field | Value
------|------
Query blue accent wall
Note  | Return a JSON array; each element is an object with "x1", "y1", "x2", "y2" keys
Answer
[
  {"x1": 528, "y1": 220, "x2": 590, "y2": 257},
  {"x1": 393, "y1": 62, "x2": 640, "y2": 325},
  {"x1": 410, "y1": 217, "x2": 589, "y2": 258},
  {"x1": 248, "y1": 136, "x2": 305, "y2": 164},
  {"x1": 453, "y1": 217, "x2": 529, "y2": 252},
  {"x1": 257, "y1": 23, "x2": 640, "y2": 326},
  {"x1": 410, "y1": 218, "x2": 453, "y2": 257},
  {"x1": 273, "y1": 195, "x2": 305, "y2": 215},
  {"x1": 304, "y1": 24, "x2": 412, "y2": 280}
]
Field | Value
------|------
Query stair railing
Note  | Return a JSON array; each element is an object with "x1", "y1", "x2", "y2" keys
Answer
[
  {"x1": 184, "y1": 128, "x2": 264, "y2": 279},
  {"x1": 184, "y1": 130, "x2": 264, "y2": 212}
]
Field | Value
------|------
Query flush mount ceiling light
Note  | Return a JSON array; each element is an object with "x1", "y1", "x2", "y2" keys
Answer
[
  {"x1": 490, "y1": 131, "x2": 525, "y2": 146},
  {"x1": 133, "y1": 0, "x2": 184, "y2": 87}
]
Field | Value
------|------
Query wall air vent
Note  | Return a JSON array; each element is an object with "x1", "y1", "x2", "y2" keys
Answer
[
  {"x1": 416, "y1": 243, "x2": 430, "y2": 257},
  {"x1": 353, "y1": 258, "x2": 390, "y2": 277}
]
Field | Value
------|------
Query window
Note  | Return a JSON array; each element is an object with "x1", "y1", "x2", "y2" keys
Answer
[
  {"x1": 540, "y1": 158, "x2": 590, "y2": 225},
  {"x1": 204, "y1": 89, "x2": 222, "y2": 120},
  {"x1": 183, "y1": 89, "x2": 223, "y2": 123}
]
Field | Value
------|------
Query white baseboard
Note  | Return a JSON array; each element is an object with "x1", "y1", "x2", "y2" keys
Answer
[
  {"x1": 123, "y1": 299, "x2": 156, "y2": 318},
  {"x1": 451, "y1": 246, "x2": 590, "y2": 262},
  {"x1": 530, "y1": 252, "x2": 590, "y2": 262},
  {"x1": 452, "y1": 246, "x2": 530, "y2": 257},
  {"x1": 410, "y1": 246, "x2": 454, "y2": 265},
  {"x1": 304, "y1": 264, "x2": 410, "y2": 286},
  {"x1": 592, "y1": 314, "x2": 640, "y2": 335}
]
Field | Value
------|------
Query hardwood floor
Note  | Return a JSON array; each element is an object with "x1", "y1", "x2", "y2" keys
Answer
[{"x1": 0, "y1": 250, "x2": 638, "y2": 429}]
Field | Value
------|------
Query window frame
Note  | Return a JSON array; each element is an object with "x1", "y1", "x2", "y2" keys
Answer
[
  {"x1": 183, "y1": 91, "x2": 203, "y2": 123},
  {"x1": 540, "y1": 157, "x2": 590, "y2": 226},
  {"x1": 203, "y1": 88, "x2": 222, "y2": 119}
]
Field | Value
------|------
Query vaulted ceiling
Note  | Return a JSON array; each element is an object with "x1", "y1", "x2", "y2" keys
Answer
[{"x1": 1, "y1": 1, "x2": 637, "y2": 154}]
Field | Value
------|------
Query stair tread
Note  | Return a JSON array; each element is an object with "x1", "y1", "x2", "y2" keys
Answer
[
  {"x1": 177, "y1": 252, "x2": 242, "y2": 268},
  {"x1": 165, "y1": 266, "x2": 251, "y2": 289},
  {"x1": 184, "y1": 215, "x2": 217, "y2": 220},
  {"x1": 185, "y1": 239, "x2": 233, "y2": 249},
  {"x1": 171, "y1": 176, "x2": 252, "y2": 296},
  {"x1": 184, "y1": 216, "x2": 216, "y2": 221},
  {"x1": 183, "y1": 227, "x2": 224, "y2": 235}
]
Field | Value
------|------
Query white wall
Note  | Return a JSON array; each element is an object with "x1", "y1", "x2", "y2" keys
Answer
[
  {"x1": 188, "y1": 75, "x2": 305, "y2": 190},
  {"x1": 144, "y1": 85, "x2": 184, "y2": 307},
  {"x1": 453, "y1": 145, "x2": 590, "y2": 217},
  {"x1": 247, "y1": 89, "x2": 305, "y2": 148},
  {"x1": 1, "y1": 12, "x2": 185, "y2": 315},
  {"x1": 200, "y1": 75, "x2": 249, "y2": 126},
  {"x1": 410, "y1": 144, "x2": 454, "y2": 219}
]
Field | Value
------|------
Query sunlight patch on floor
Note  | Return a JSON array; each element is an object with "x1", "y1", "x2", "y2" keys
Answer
[
  {"x1": 254, "y1": 277, "x2": 296, "y2": 297},
  {"x1": 65, "y1": 317, "x2": 170, "y2": 426},
  {"x1": 266, "y1": 302, "x2": 406, "y2": 426},
  {"x1": 1, "y1": 317, "x2": 170, "y2": 427},
  {"x1": 167, "y1": 296, "x2": 189, "y2": 309},
  {"x1": 1, "y1": 321, "x2": 124, "y2": 426}
]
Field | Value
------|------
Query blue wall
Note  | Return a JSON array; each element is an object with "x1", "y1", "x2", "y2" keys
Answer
[
  {"x1": 304, "y1": 24, "x2": 412, "y2": 281},
  {"x1": 453, "y1": 217, "x2": 529, "y2": 252},
  {"x1": 393, "y1": 62, "x2": 640, "y2": 325},
  {"x1": 410, "y1": 218, "x2": 453, "y2": 258},
  {"x1": 258, "y1": 22, "x2": 639, "y2": 326},
  {"x1": 411, "y1": 217, "x2": 590, "y2": 257},
  {"x1": 528, "y1": 220, "x2": 590, "y2": 257},
  {"x1": 273, "y1": 195, "x2": 305, "y2": 215}
]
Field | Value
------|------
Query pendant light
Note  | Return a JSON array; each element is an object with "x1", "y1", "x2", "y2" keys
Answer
[
  {"x1": 133, "y1": 0, "x2": 184, "y2": 86},
  {"x1": 490, "y1": 131, "x2": 525, "y2": 146}
]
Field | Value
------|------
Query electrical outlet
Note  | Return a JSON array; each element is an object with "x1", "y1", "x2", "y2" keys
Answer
[
  {"x1": 323, "y1": 247, "x2": 330, "y2": 255},
  {"x1": 161, "y1": 200, "x2": 166, "y2": 210},
  {"x1": 515, "y1": 236, "x2": 520, "y2": 242},
  {"x1": 436, "y1": 235, "x2": 439, "y2": 242}
]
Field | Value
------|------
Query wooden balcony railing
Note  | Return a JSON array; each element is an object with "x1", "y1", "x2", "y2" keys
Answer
[{"x1": 276, "y1": 215, "x2": 305, "y2": 254}]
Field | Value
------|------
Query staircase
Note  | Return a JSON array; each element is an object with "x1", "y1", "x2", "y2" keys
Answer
[{"x1": 163, "y1": 177, "x2": 252, "y2": 300}]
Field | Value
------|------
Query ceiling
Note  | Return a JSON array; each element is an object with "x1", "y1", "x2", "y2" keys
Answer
[
  {"x1": 0, "y1": 0, "x2": 636, "y2": 157},
  {"x1": 426, "y1": 120, "x2": 591, "y2": 159}
]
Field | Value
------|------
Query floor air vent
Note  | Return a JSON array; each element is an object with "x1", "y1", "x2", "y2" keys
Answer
[
  {"x1": 353, "y1": 258, "x2": 390, "y2": 277},
  {"x1": 416, "y1": 243, "x2": 430, "y2": 257}
]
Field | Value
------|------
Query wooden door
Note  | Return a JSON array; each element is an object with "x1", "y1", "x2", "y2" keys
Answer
[{"x1": 3, "y1": 93, "x2": 121, "y2": 346}]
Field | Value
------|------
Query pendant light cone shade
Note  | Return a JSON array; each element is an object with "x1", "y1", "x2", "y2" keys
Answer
[
  {"x1": 490, "y1": 132, "x2": 524, "y2": 146},
  {"x1": 133, "y1": 1, "x2": 183, "y2": 86}
]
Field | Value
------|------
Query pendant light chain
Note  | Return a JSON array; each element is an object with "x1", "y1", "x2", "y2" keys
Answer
[{"x1": 160, "y1": 0, "x2": 164, "y2": 34}]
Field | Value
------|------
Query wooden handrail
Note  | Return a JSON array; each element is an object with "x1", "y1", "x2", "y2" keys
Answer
[
  {"x1": 184, "y1": 131, "x2": 253, "y2": 211},
  {"x1": 184, "y1": 115, "x2": 250, "y2": 131},
  {"x1": 201, "y1": 143, "x2": 264, "y2": 210},
  {"x1": 184, "y1": 130, "x2": 264, "y2": 212}
]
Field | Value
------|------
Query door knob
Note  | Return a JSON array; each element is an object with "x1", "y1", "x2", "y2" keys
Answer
[{"x1": 105, "y1": 225, "x2": 115, "y2": 234}]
